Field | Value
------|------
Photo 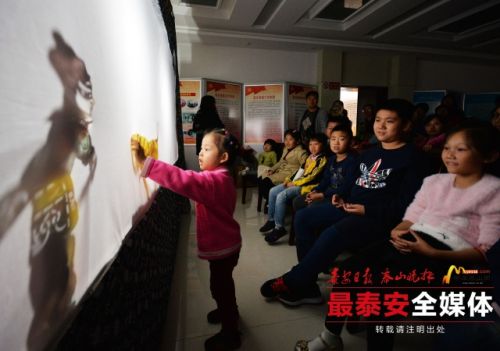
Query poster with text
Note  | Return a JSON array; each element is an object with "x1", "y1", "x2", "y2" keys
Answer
[
  {"x1": 244, "y1": 84, "x2": 284, "y2": 144},
  {"x1": 0, "y1": 0, "x2": 178, "y2": 349},
  {"x1": 287, "y1": 83, "x2": 316, "y2": 130},
  {"x1": 180, "y1": 79, "x2": 202, "y2": 144},
  {"x1": 463, "y1": 92, "x2": 499, "y2": 121},
  {"x1": 206, "y1": 80, "x2": 243, "y2": 141}
]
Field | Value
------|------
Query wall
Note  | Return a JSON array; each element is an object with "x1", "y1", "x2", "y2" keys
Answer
[
  {"x1": 178, "y1": 42, "x2": 318, "y2": 84},
  {"x1": 342, "y1": 52, "x2": 392, "y2": 87},
  {"x1": 178, "y1": 42, "x2": 500, "y2": 169},
  {"x1": 416, "y1": 60, "x2": 500, "y2": 93},
  {"x1": 178, "y1": 42, "x2": 318, "y2": 169}
]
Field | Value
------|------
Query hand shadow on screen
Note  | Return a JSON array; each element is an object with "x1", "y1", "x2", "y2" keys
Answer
[{"x1": 0, "y1": 31, "x2": 96, "y2": 350}]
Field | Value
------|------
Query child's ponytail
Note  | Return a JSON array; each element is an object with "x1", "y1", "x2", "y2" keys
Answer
[{"x1": 206, "y1": 129, "x2": 241, "y2": 180}]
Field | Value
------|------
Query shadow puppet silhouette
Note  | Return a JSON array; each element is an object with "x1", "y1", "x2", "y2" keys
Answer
[{"x1": 0, "y1": 31, "x2": 96, "y2": 350}]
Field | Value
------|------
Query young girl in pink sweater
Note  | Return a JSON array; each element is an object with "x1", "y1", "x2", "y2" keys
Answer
[
  {"x1": 391, "y1": 123, "x2": 499, "y2": 257},
  {"x1": 132, "y1": 130, "x2": 242, "y2": 351}
]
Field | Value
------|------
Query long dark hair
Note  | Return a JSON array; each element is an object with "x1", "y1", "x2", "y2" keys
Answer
[{"x1": 199, "y1": 95, "x2": 217, "y2": 115}]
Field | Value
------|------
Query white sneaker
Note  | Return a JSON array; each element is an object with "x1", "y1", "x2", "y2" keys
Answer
[{"x1": 295, "y1": 333, "x2": 343, "y2": 351}]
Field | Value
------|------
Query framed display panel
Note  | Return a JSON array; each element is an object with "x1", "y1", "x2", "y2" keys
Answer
[
  {"x1": 412, "y1": 90, "x2": 447, "y2": 115},
  {"x1": 286, "y1": 83, "x2": 317, "y2": 131},
  {"x1": 244, "y1": 83, "x2": 285, "y2": 144},
  {"x1": 205, "y1": 79, "x2": 243, "y2": 141},
  {"x1": 180, "y1": 79, "x2": 203, "y2": 144}
]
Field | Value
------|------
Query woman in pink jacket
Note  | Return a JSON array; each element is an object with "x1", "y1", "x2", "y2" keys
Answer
[{"x1": 132, "y1": 129, "x2": 242, "y2": 351}]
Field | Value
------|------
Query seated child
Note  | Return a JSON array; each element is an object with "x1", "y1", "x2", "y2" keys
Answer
[
  {"x1": 324, "y1": 116, "x2": 351, "y2": 156},
  {"x1": 260, "y1": 99, "x2": 431, "y2": 307},
  {"x1": 294, "y1": 122, "x2": 500, "y2": 351},
  {"x1": 416, "y1": 114, "x2": 447, "y2": 171},
  {"x1": 257, "y1": 139, "x2": 278, "y2": 178},
  {"x1": 293, "y1": 124, "x2": 358, "y2": 211},
  {"x1": 416, "y1": 114, "x2": 446, "y2": 152},
  {"x1": 257, "y1": 129, "x2": 307, "y2": 207},
  {"x1": 259, "y1": 133, "x2": 328, "y2": 244}
]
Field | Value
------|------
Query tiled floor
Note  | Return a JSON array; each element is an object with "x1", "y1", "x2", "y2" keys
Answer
[{"x1": 162, "y1": 187, "x2": 433, "y2": 350}]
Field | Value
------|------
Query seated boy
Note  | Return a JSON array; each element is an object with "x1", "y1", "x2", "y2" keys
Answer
[
  {"x1": 260, "y1": 99, "x2": 431, "y2": 306},
  {"x1": 293, "y1": 124, "x2": 358, "y2": 212}
]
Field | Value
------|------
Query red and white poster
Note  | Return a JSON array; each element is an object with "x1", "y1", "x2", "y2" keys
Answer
[
  {"x1": 180, "y1": 79, "x2": 202, "y2": 144},
  {"x1": 287, "y1": 83, "x2": 316, "y2": 130},
  {"x1": 205, "y1": 80, "x2": 243, "y2": 141},
  {"x1": 244, "y1": 84, "x2": 284, "y2": 144}
]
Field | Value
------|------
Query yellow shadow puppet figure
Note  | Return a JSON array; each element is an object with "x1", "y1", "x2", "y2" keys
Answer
[
  {"x1": 0, "y1": 31, "x2": 96, "y2": 350},
  {"x1": 130, "y1": 133, "x2": 158, "y2": 198}
]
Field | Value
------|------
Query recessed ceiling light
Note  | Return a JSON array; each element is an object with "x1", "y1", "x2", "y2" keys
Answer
[{"x1": 344, "y1": 0, "x2": 363, "y2": 10}]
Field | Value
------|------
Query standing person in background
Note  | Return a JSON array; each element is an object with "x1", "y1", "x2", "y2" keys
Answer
[
  {"x1": 299, "y1": 91, "x2": 328, "y2": 147},
  {"x1": 192, "y1": 95, "x2": 225, "y2": 155},
  {"x1": 329, "y1": 100, "x2": 349, "y2": 121}
]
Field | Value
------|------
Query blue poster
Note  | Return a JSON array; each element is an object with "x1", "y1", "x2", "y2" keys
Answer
[
  {"x1": 412, "y1": 90, "x2": 447, "y2": 115},
  {"x1": 463, "y1": 93, "x2": 499, "y2": 121}
]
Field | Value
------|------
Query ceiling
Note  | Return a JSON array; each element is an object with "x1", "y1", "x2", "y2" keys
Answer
[{"x1": 172, "y1": 0, "x2": 500, "y2": 63}]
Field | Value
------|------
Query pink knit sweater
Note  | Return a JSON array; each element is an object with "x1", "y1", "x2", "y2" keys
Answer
[
  {"x1": 141, "y1": 158, "x2": 241, "y2": 260},
  {"x1": 404, "y1": 173, "x2": 500, "y2": 252}
]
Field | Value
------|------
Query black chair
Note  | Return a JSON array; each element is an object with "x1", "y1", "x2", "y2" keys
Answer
[{"x1": 255, "y1": 143, "x2": 284, "y2": 212}]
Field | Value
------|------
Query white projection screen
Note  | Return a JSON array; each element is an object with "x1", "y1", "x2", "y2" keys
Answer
[{"x1": 0, "y1": 0, "x2": 178, "y2": 349}]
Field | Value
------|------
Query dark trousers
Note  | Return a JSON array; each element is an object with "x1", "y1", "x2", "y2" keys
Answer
[
  {"x1": 286, "y1": 203, "x2": 390, "y2": 293},
  {"x1": 209, "y1": 251, "x2": 240, "y2": 333},
  {"x1": 257, "y1": 176, "x2": 275, "y2": 200},
  {"x1": 292, "y1": 194, "x2": 329, "y2": 212}
]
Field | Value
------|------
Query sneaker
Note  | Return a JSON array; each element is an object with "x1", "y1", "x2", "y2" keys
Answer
[
  {"x1": 259, "y1": 220, "x2": 275, "y2": 233},
  {"x1": 278, "y1": 285, "x2": 323, "y2": 306},
  {"x1": 265, "y1": 227, "x2": 287, "y2": 244},
  {"x1": 205, "y1": 331, "x2": 241, "y2": 351},
  {"x1": 260, "y1": 276, "x2": 289, "y2": 298},
  {"x1": 295, "y1": 333, "x2": 343, "y2": 351}
]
